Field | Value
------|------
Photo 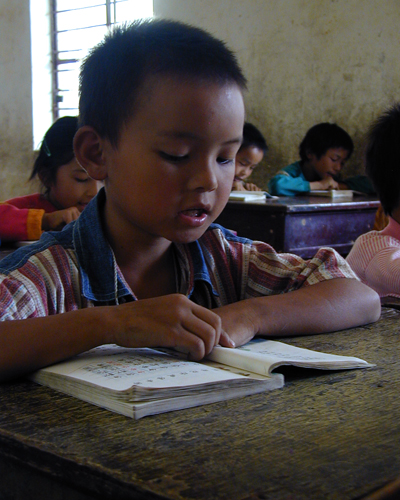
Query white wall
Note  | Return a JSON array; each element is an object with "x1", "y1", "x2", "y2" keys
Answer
[{"x1": 0, "y1": 0, "x2": 34, "y2": 199}]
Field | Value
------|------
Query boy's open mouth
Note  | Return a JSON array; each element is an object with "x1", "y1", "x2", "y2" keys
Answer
[{"x1": 181, "y1": 208, "x2": 208, "y2": 217}]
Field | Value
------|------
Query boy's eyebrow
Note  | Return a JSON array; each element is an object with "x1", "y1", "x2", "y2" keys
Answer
[{"x1": 158, "y1": 131, "x2": 243, "y2": 145}]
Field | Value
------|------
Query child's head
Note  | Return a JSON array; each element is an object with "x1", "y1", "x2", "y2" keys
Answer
[
  {"x1": 235, "y1": 123, "x2": 268, "y2": 182},
  {"x1": 299, "y1": 122, "x2": 354, "y2": 180},
  {"x1": 365, "y1": 103, "x2": 400, "y2": 216},
  {"x1": 75, "y1": 20, "x2": 247, "y2": 244},
  {"x1": 31, "y1": 116, "x2": 99, "y2": 211},
  {"x1": 79, "y1": 19, "x2": 247, "y2": 147}
]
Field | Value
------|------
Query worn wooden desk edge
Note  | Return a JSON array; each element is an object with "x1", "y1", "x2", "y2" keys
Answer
[{"x1": 1, "y1": 309, "x2": 400, "y2": 500}]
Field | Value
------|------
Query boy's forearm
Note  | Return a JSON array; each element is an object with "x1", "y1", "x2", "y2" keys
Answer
[
  {"x1": 0, "y1": 307, "x2": 113, "y2": 381},
  {"x1": 215, "y1": 279, "x2": 381, "y2": 345},
  {"x1": 254, "y1": 278, "x2": 380, "y2": 335}
]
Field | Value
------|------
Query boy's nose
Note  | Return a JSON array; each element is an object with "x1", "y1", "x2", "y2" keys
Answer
[
  {"x1": 188, "y1": 160, "x2": 218, "y2": 192},
  {"x1": 236, "y1": 166, "x2": 246, "y2": 177}
]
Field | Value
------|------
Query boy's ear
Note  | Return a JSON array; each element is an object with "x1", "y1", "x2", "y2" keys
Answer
[
  {"x1": 305, "y1": 149, "x2": 314, "y2": 160},
  {"x1": 73, "y1": 126, "x2": 108, "y2": 181}
]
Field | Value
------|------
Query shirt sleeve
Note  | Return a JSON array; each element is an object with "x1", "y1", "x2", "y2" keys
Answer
[
  {"x1": 0, "y1": 203, "x2": 44, "y2": 241},
  {"x1": 268, "y1": 170, "x2": 310, "y2": 196},
  {"x1": 363, "y1": 247, "x2": 400, "y2": 297},
  {"x1": 243, "y1": 243, "x2": 357, "y2": 299}
]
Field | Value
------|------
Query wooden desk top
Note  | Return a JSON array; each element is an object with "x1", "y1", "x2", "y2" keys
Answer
[
  {"x1": 226, "y1": 195, "x2": 380, "y2": 214},
  {"x1": 1, "y1": 308, "x2": 400, "y2": 500}
]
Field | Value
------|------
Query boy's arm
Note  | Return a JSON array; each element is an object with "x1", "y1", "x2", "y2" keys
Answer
[
  {"x1": 0, "y1": 294, "x2": 232, "y2": 381},
  {"x1": 268, "y1": 171, "x2": 310, "y2": 196},
  {"x1": 213, "y1": 278, "x2": 380, "y2": 346}
]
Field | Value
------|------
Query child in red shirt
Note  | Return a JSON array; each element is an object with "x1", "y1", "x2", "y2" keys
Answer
[{"x1": 0, "y1": 116, "x2": 100, "y2": 242}]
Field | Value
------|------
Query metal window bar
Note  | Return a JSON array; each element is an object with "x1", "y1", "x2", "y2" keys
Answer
[{"x1": 50, "y1": 0, "x2": 122, "y2": 120}]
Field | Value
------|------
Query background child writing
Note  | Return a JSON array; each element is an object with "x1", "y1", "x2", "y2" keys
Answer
[
  {"x1": 0, "y1": 116, "x2": 100, "y2": 242},
  {"x1": 347, "y1": 103, "x2": 400, "y2": 298},
  {"x1": 0, "y1": 20, "x2": 379, "y2": 381},
  {"x1": 232, "y1": 122, "x2": 267, "y2": 192},
  {"x1": 268, "y1": 122, "x2": 354, "y2": 196}
]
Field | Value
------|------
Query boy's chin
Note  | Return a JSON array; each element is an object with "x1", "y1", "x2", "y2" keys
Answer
[{"x1": 170, "y1": 225, "x2": 211, "y2": 244}]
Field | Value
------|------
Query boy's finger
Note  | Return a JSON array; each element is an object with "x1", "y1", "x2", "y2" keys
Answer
[
  {"x1": 182, "y1": 315, "x2": 219, "y2": 357},
  {"x1": 219, "y1": 330, "x2": 235, "y2": 348}
]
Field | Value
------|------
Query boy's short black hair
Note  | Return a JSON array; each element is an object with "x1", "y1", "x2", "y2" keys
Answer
[
  {"x1": 240, "y1": 123, "x2": 268, "y2": 153},
  {"x1": 79, "y1": 19, "x2": 247, "y2": 146},
  {"x1": 365, "y1": 103, "x2": 400, "y2": 216},
  {"x1": 299, "y1": 122, "x2": 354, "y2": 162}
]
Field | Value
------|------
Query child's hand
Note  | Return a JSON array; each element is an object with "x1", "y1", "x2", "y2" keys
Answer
[
  {"x1": 310, "y1": 177, "x2": 339, "y2": 191},
  {"x1": 42, "y1": 207, "x2": 81, "y2": 231},
  {"x1": 243, "y1": 182, "x2": 262, "y2": 191},
  {"x1": 212, "y1": 301, "x2": 258, "y2": 347},
  {"x1": 232, "y1": 180, "x2": 246, "y2": 191},
  {"x1": 111, "y1": 294, "x2": 235, "y2": 361}
]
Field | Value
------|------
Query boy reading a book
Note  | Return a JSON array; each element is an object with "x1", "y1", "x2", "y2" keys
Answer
[
  {"x1": 232, "y1": 122, "x2": 267, "y2": 192},
  {"x1": 0, "y1": 20, "x2": 379, "y2": 381},
  {"x1": 268, "y1": 122, "x2": 354, "y2": 196}
]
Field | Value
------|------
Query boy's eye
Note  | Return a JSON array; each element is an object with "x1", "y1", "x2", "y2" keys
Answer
[
  {"x1": 217, "y1": 157, "x2": 234, "y2": 165},
  {"x1": 159, "y1": 152, "x2": 188, "y2": 162},
  {"x1": 75, "y1": 177, "x2": 88, "y2": 183}
]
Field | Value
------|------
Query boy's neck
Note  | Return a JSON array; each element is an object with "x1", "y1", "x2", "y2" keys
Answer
[{"x1": 103, "y1": 207, "x2": 177, "y2": 299}]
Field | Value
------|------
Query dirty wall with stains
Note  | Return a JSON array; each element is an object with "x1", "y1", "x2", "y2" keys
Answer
[
  {"x1": 1, "y1": 0, "x2": 400, "y2": 199},
  {"x1": 154, "y1": 0, "x2": 400, "y2": 190},
  {"x1": 0, "y1": 0, "x2": 35, "y2": 200}
]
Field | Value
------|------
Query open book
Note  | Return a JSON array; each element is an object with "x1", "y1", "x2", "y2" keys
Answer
[
  {"x1": 29, "y1": 339, "x2": 373, "y2": 419},
  {"x1": 310, "y1": 190, "x2": 361, "y2": 199},
  {"x1": 229, "y1": 191, "x2": 278, "y2": 202}
]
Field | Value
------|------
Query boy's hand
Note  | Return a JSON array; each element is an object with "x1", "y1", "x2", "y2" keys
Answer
[
  {"x1": 42, "y1": 208, "x2": 81, "y2": 231},
  {"x1": 212, "y1": 301, "x2": 258, "y2": 347},
  {"x1": 111, "y1": 294, "x2": 235, "y2": 361},
  {"x1": 310, "y1": 177, "x2": 339, "y2": 191}
]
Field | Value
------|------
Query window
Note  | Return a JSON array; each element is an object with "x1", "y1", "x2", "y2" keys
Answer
[{"x1": 30, "y1": 0, "x2": 153, "y2": 147}]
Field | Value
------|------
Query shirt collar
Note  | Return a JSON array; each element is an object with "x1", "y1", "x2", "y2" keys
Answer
[
  {"x1": 73, "y1": 188, "x2": 131, "y2": 302},
  {"x1": 73, "y1": 188, "x2": 218, "y2": 302}
]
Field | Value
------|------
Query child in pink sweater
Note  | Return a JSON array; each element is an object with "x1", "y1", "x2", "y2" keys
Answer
[
  {"x1": 0, "y1": 117, "x2": 100, "y2": 242},
  {"x1": 347, "y1": 103, "x2": 400, "y2": 298}
]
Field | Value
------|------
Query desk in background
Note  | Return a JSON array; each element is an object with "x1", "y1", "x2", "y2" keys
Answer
[
  {"x1": 1, "y1": 308, "x2": 400, "y2": 500},
  {"x1": 215, "y1": 195, "x2": 380, "y2": 258}
]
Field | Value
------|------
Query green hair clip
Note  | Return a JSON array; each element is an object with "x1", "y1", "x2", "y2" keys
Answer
[{"x1": 43, "y1": 138, "x2": 51, "y2": 157}]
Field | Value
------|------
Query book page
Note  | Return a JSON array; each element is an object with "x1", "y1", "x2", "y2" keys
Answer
[
  {"x1": 206, "y1": 339, "x2": 373, "y2": 376},
  {"x1": 31, "y1": 345, "x2": 270, "y2": 392},
  {"x1": 310, "y1": 190, "x2": 353, "y2": 199}
]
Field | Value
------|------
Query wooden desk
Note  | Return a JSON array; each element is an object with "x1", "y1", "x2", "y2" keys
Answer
[
  {"x1": 215, "y1": 195, "x2": 380, "y2": 258},
  {"x1": 1, "y1": 309, "x2": 400, "y2": 500}
]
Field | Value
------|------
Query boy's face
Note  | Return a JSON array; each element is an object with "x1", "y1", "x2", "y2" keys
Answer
[
  {"x1": 307, "y1": 147, "x2": 349, "y2": 180},
  {"x1": 100, "y1": 77, "x2": 245, "y2": 245},
  {"x1": 234, "y1": 146, "x2": 264, "y2": 183}
]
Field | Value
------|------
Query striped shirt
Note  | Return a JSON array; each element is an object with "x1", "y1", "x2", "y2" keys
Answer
[
  {"x1": 0, "y1": 189, "x2": 357, "y2": 320},
  {"x1": 347, "y1": 216, "x2": 400, "y2": 298}
]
